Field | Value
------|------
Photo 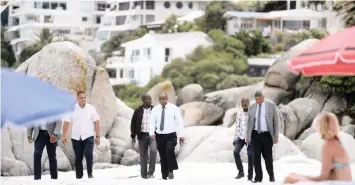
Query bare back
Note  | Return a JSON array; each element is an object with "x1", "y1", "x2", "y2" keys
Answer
[{"x1": 326, "y1": 139, "x2": 352, "y2": 181}]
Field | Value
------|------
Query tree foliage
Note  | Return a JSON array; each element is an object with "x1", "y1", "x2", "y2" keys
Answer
[
  {"x1": 334, "y1": 1, "x2": 355, "y2": 27},
  {"x1": 235, "y1": 30, "x2": 270, "y2": 56},
  {"x1": 160, "y1": 14, "x2": 200, "y2": 33},
  {"x1": 1, "y1": 28, "x2": 16, "y2": 67}
]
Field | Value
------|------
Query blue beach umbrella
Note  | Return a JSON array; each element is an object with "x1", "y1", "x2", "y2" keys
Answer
[{"x1": 1, "y1": 68, "x2": 76, "y2": 128}]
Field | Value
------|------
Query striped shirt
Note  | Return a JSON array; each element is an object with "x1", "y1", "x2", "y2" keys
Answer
[{"x1": 141, "y1": 107, "x2": 151, "y2": 133}]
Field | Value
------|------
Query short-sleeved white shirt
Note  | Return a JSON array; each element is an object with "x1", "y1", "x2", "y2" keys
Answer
[{"x1": 64, "y1": 103, "x2": 100, "y2": 140}]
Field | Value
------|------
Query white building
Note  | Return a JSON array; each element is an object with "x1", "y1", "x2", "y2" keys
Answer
[
  {"x1": 224, "y1": 1, "x2": 344, "y2": 36},
  {"x1": 4, "y1": 0, "x2": 209, "y2": 56},
  {"x1": 94, "y1": 1, "x2": 209, "y2": 50},
  {"x1": 106, "y1": 31, "x2": 214, "y2": 86}
]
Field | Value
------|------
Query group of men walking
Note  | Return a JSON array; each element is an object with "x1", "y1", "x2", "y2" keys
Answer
[
  {"x1": 27, "y1": 91, "x2": 101, "y2": 180},
  {"x1": 27, "y1": 89, "x2": 279, "y2": 183},
  {"x1": 233, "y1": 91, "x2": 280, "y2": 183}
]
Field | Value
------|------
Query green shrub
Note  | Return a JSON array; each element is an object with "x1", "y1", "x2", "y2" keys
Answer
[
  {"x1": 235, "y1": 30, "x2": 270, "y2": 56},
  {"x1": 271, "y1": 43, "x2": 285, "y2": 53},
  {"x1": 310, "y1": 28, "x2": 328, "y2": 39}
]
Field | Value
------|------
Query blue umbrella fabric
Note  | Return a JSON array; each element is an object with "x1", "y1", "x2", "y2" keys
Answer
[{"x1": 1, "y1": 68, "x2": 76, "y2": 128}]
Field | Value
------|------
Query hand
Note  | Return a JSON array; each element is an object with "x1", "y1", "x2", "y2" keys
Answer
[
  {"x1": 50, "y1": 135, "x2": 58, "y2": 143},
  {"x1": 132, "y1": 138, "x2": 136, "y2": 145},
  {"x1": 27, "y1": 136, "x2": 34, "y2": 143},
  {"x1": 274, "y1": 138, "x2": 278, "y2": 144},
  {"x1": 95, "y1": 137, "x2": 100, "y2": 146},
  {"x1": 179, "y1": 137, "x2": 185, "y2": 145},
  {"x1": 151, "y1": 135, "x2": 156, "y2": 140},
  {"x1": 62, "y1": 137, "x2": 67, "y2": 144},
  {"x1": 232, "y1": 141, "x2": 235, "y2": 146}
]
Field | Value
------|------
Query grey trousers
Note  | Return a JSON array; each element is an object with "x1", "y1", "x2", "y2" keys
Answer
[{"x1": 138, "y1": 132, "x2": 157, "y2": 177}]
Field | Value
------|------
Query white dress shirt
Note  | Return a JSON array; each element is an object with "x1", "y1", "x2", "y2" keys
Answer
[
  {"x1": 148, "y1": 103, "x2": 184, "y2": 137},
  {"x1": 39, "y1": 121, "x2": 47, "y2": 130},
  {"x1": 254, "y1": 101, "x2": 268, "y2": 132},
  {"x1": 64, "y1": 103, "x2": 100, "y2": 140}
]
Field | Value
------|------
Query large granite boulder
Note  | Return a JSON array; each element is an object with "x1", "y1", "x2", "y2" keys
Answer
[
  {"x1": 177, "y1": 84, "x2": 204, "y2": 106},
  {"x1": 264, "y1": 39, "x2": 319, "y2": 91},
  {"x1": 179, "y1": 102, "x2": 224, "y2": 127},
  {"x1": 204, "y1": 82, "x2": 263, "y2": 110}
]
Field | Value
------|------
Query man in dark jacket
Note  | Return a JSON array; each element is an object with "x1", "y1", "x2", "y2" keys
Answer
[{"x1": 131, "y1": 93, "x2": 157, "y2": 179}]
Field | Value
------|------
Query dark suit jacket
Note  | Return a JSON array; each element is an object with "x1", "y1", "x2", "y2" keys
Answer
[
  {"x1": 27, "y1": 121, "x2": 62, "y2": 141},
  {"x1": 130, "y1": 105, "x2": 153, "y2": 140}
]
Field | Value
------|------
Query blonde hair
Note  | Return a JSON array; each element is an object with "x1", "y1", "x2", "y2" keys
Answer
[{"x1": 313, "y1": 112, "x2": 340, "y2": 140}]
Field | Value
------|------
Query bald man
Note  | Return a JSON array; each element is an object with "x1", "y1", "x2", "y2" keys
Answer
[{"x1": 148, "y1": 92, "x2": 185, "y2": 180}]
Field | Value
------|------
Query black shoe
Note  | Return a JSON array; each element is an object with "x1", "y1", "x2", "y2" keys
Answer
[
  {"x1": 34, "y1": 177, "x2": 41, "y2": 180},
  {"x1": 270, "y1": 177, "x2": 275, "y2": 182},
  {"x1": 88, "y1": 174, "x2": 94, "y2": 179},
  {"x1": 147, "y1": 174, "x2": 154, "y2": 178},
  {"x1": 142, "y1": 176, "x2": 148, "y2": 179},
  {"x1": 235, "y1": 173, "x2": 245, "y2": 179},
  {"x1": 51, "y1": 177, "x2": 58, "y2": 180},
  {"x1": 252, "y1": 180, "x2": 262, "y2": 183},
  {"x1": 162, "y1": 177, "x2": 168, "y2": 180},
  {"x1": 168, "y1": 172, "x2": 174, "y2": 179},
  {"x1": 248, "y1": 177, "x2": 253, "y2": 181}
]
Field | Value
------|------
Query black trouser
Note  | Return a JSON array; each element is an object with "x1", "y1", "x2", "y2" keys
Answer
[
  {"x1": 233, "y1": 138, "x2": 253, "y2": 179},
  {"x1": 71, "y1": 136, "x2": 94, "y2": 179},
  {"x1": 252, "y1": 130, "x2": 274, "y2": 182},
  {"x1": 156, "y1": 132, "x2": 178, "y2": 179},
  {"x1": 138, "y1": 132, "x2": 157, "y2": 178},
  {"x1": 33, "y1": 130, "x2": 58, "y2": 180}
]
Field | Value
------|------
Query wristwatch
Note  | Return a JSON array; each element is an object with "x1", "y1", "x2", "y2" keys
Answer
[{"x1": 96, "y1": 135, "x2": 100, "y2": 138}]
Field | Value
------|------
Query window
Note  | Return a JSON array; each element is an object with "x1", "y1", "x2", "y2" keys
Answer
[
  {"x1": 146, "y1": 1, "x2": 155, "y2": 10},
  {"x1": 26, "y1": 15, "x2": 39, "y2": 22},
  {"x1": 133, "y1": 1, "x2": 143, "y2": 9},
  {"x1": 119, "y1": 2, "x2": 130, "y2": 10},
  {"x1": 164, "y1": 1, "x2": 170, "y2": 8},
  {"x1": 240, "y1": 18, "x2": 253, "y2": 29},
  {"x1": 145, "y1": 15, "x2": 155, "y2": 23},
  {"x1": 82, "y1": 17, "x2": 88, "y2": 22},
  {"x1": 42, "y1": 2, "x2": 49, "y2": 9},
  {"x1": 44, "y1": 15, "x2": 53, "y2": 23},
  {"x1": 188, "y1": 2, "x2": 193, "y2": 9},
  {"x1": 165, "y1": 48, "x2": 171, "y2": 62},
  {"x1": 96, "y1": 16, "x2": 101, "y2": 24},
  {"x1": 96, "y1": 31, "x2": 109, "y2": 40},
  {"x1": 59, "y1": 2, "x2": 67, "y2": 10},
  {"x1": 176, "y1": 2, "x2": 183, "y2": 9},
  {"x1": 120, "y1": 69, "x2": 123, "y2": 78},
  {"x1": 50, "y1": 2, "x2": 58, "y2": 9},
  {"x1": 107, "y1": 68, "x2": 117, "y2": 78},
  {"x1": 97, "y1": 2, "x2": 106, "y2": 11},
  {"x1": 34, "y1": 1, "x2": 42, "y2": 8},
  {"x1": 302, "y1": 20, "x2": 310, "y2": 30},
  {"x1": 115, "y1": 16, "x2": 126, "y2": 25},
  {"x1": 128, "y1": 70, "x2": 135, "y2": 78},
  {"x1": 144, "y1": 48, "x2": 151, "y2": 59}
]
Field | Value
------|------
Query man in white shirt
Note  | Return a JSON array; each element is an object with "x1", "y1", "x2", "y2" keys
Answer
[
  {"x1": 149, "y1": 92, "x2": 184, "y2": 180},
  {"x1": 62, "y1": 91, "x2": 100, "y2": 179}
]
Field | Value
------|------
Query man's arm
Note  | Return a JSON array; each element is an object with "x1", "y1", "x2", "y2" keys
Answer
[
  {"x1": 27, "y1": 126, "x2": 34, "y2": 138},
  {"x1": 148, "y1": 107, "x2": 157, "y2": 136},
  {"x1": 62, "y1": 121, "x2": 70, "y2": 139},
  {"x1": 53, "y1": 120, "x2": 62, "y2": 137},
  {"x1": 130, "y1": 110, "x2": 138, "y2": 139},
  {"x1": 273, "y1": 103, "x2": 280, "y2": 139},
  {"x1": 175, "y1": 105, "x2": 184, "y2": 138},
  {"x1": 91, "y1": 107, "x2": 100, "y2": 137},
  {"x1": 234, "y1": 112, "x2": 240, "y2": 140}
]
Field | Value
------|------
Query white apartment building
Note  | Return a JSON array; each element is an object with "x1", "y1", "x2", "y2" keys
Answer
[
  {"x1": 4, "y1": 0, "x2": 209, "y2": 56},
  {"x1": 106, "y1": 31, "x2": 214, "y2": 86}
]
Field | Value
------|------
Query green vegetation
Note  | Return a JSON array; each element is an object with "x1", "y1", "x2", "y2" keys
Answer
[{"x1": 1, "y1": 28, "x2": 16, "y2": 68}]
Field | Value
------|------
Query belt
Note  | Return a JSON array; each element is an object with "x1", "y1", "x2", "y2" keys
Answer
[{"x1": 253, "y1": 130, "x2": 269, "y2": 133}]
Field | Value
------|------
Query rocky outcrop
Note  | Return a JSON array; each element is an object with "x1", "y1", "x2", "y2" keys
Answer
[
  {"x1": 177, "y1": 126, "x2": 302, "y2": 163},
  {"x1": 264, "y1": 39, "x2": 319, "y2": 91},
  {"x1": 180, "y1": 102, "x2": 224, "y2": 127},
  {"x1": 148, "y1": 81, "x2": 176, "y2": 105},
  {"x1": 300, "y1": 132, "x2": 355, "y2": 163},
  {"x1": 204, "y1": 82, "x2": 263, "y2": 110},
  {"x1": 177, "y1": 84, "x2": 204, "y2": 105},
  {"x1": 222, "y1": 108, "x2": 239, "y2": 127}
]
